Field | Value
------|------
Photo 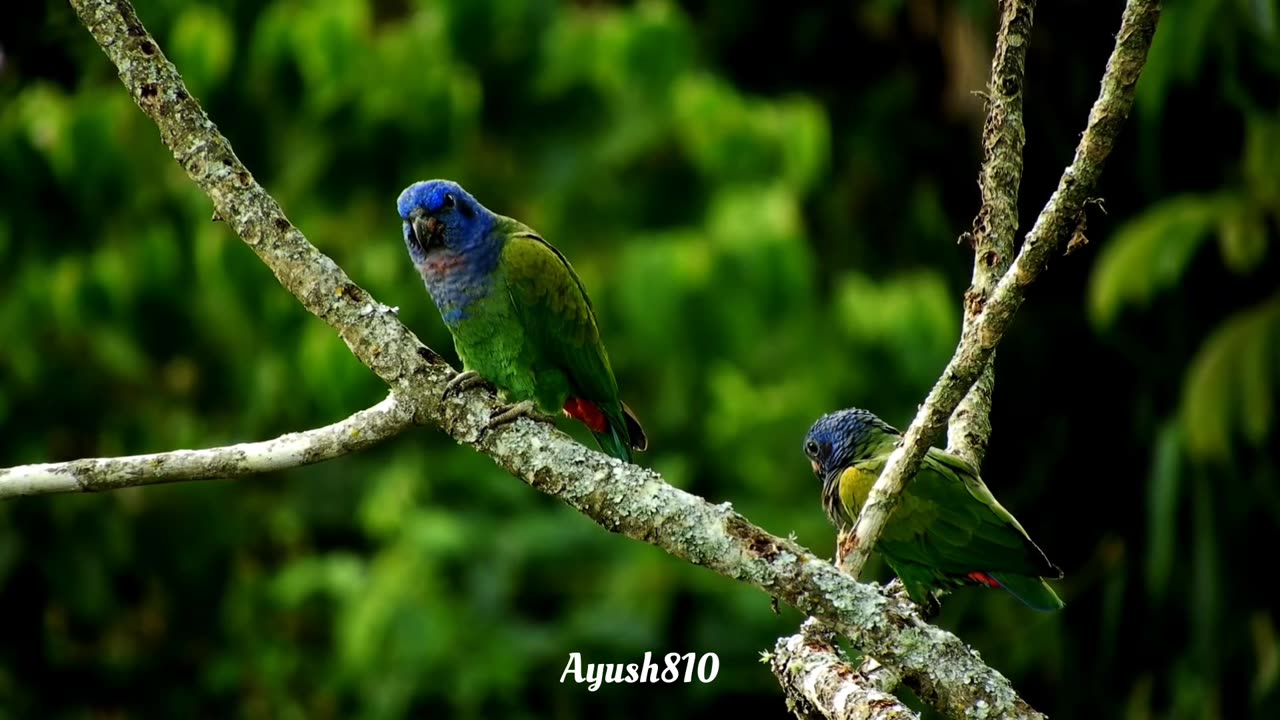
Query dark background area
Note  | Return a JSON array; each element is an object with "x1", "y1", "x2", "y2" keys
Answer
[{"x1": 1, "y1": 0, "x2": 1278, "y2": 718}]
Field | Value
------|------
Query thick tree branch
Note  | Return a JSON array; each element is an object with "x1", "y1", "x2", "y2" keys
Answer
[
  {"x1": 0, "y1": 394, "x2": 411, "y2": 498},
  {"x1": 840, "y1": 0, "x2": 1160, "y2": 579},
  {"x1": 60, "y1": 0, "x2": 1055, "y2": 716},
  {"x1": 947, "y1": 0, "x2": 1036, "y2": 468},
  {"x1": 770, "y1": 618, "x2": 917, "y2": 720}
]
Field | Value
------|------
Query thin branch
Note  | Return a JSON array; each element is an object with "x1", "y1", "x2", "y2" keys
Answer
[
  {"x1": 0, "y1": 393, "x2": 411, "y2": 498},
  {"x1": 770, "y1": 619, "x2": 917, "y2": 720},
  {"x1": 824, "y1": 3, "x2": 1038, "y2": 688},
  {"x1": 947, "y1": 0, "x2": 1036, "y2": 468},
  {"x1": 840, "y1": 0, "x2": 1160, "y2": 579},
  {"x1": 63, "y1": 0, "x2": 1054, "y2": 716}
]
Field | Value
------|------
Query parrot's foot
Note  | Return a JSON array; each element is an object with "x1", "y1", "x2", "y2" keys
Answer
[
  {"x1": 884, "y1": 578, "x2": 941, "y2": 621},
  {"x1": 920, "y1": 596, "x2": 943, "y2": 620},
  {"x1": 487, "y1": 400, "x2": 557, "y2": 429},
  {"x1": 881, "y1": 578, "x2": 907, "y2": 597},
  {"x1": 443, "y1": 370, "x2": 492, "y2": 398}
]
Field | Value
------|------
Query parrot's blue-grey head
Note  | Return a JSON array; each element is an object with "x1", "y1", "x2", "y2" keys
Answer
[
  {"x1": 397, "y1": 179, "x2": 497, "y2": 266},
  {"x1": 804, "y1": 408, "x2": 900, "y2": 483}
]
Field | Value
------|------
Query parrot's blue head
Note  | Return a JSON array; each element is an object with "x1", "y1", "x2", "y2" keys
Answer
[
  {"x1": 397, "y1": 179, "x2": 503, "y2": 325},
  {"x1": 397, "y1": 179, "x2": 498, "y2": 265},
  {"x1": 803, "y1": 408, "x2": 900, "y2": 482}
]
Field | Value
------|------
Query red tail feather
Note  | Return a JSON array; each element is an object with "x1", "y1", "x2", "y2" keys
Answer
[
  {"x1": 966, "y1": 571, "x2": 1002, "y2": 589},
  {"x1": 563, "y1": 397, "x2": 608, "y2": 433}
]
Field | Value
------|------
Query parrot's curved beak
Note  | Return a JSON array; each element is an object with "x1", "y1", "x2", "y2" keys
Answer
[
  {"x1": 810, "y1": 460, "x2": 821, "y2": 477},
  {"x1": 410, "y1": 213, "x2": 445, "y2": 250}
]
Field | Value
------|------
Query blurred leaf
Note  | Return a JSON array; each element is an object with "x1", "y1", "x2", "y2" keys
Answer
[
  {"x1": 834, "y1": 269, "x2": 958, "y2": 384},
  {"x1": 1250, "y1": 0, "x2": 1280, "y2": 40},
  {"x1": 1180, "y1": 294, "x2": 1280, "y2": 459},
  {"x1": 1190, "y1": 471, "x2": 1222, "y2": 691},
  {"x1": 13, "y1": 83, "x2": 74, "y2": 180},
  {"x1": 1244, "y1": 113, "x2": 1280, "y2": 213},
  {"x1": 1089, "y1": 193, "x2": 1230, "y2": 328},
  {"x1": 1145, "y1": 421, "x2": 1182, "y2": 601},
  {"x1": 1135, "y1": 0, "x2": 1222, "y2": 124},
  {"x1": 672, "y1": 75, "x2": 831, "y2": 190},
  {"x1": 273, "y1": 553, "x2": 366, "y2": 607},
  {"x1": 1218, "y1": 196, "x2": 1269, "y2": 274},
  {"x1": 250, "y1": 0, "x2": 372, "y2": 115},
  {"x1": 1255, "y1": 612, "x2": 1280, "y2": 702},
  {"x1": 169, "y1": 4, "x2": 235, "y2": 94},
  {"x1": 1124, "y1": 673, "x2": 1154, "y2": 720}
]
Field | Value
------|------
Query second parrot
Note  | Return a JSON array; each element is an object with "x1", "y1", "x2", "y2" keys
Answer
[{"x1": 804, "y1": 407, "x2": 1064, "y2": 613}]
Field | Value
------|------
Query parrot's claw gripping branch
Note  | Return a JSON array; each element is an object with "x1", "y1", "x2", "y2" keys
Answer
[
  {"x1": 487, "y1": 400, "x2": 558, "y2": 429},
  {"x1": 442, "y1": 370, "x2": 493, "y2": 399}
]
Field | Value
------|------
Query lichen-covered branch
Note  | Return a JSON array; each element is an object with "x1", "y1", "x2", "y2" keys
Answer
[
  {"x1": 61, "y1": 0, "x2": 1054, "y2": 716},
  {"x1": 840, "y1": 0, "x2": 1160, "y2": 579},
  {"x1": 948, "y1": 0, "x2": 1036, "y2": 468},
  {"x1": 0, "y1": 394, "x2": 410, "y2": 498},
  {"x1": 770, "y1": 618, "x2": 917, "y2": 720}
]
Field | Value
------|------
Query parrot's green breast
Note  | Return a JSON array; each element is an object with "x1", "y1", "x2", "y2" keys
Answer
[
  {"x1": 446, "y1": 263, "x2": 548, "y2": 405},
  {"x1": 837, "y1": 464, "x2": 879, "y2": 524},
  {"x1": 444, "y1": 238, "x2": 586, "y2": 415}
]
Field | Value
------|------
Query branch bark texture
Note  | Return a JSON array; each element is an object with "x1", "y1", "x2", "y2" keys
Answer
[
  {"x1": 947, "y1": 0, "x2": 1036, "y2": 468},
  {"x1": 51, "y1": 0, "x2": 1079, "y2": 716},
  {"x1": 770, "y1": 619, "x2": 918, "y2": 720},
  {"x1": 0, "y1": 394, "x2": 410, "y2": 498},
  {"x1": 840, "y1": 0, "x2": 1160, "y2": 579}
]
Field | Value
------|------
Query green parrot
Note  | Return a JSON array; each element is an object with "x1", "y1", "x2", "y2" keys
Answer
[
  {"x1": 804, "y1": 407, "x2": 1064, "y2": 613},
  {"x1": 397, "y1": 179, "x2": 647, "y2": 462}
]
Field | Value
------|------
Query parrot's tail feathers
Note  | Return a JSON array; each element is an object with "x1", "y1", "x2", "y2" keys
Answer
[
  {"x1": 987, "y1": 572, "x2": 1066, "y2": 612},
  {"x1": 621, "y1": 401, "x2": 647, "y2": 452},
  {"x1": 565, "y1": 397, "x2": 641, "y2": 462},
  {"x1": 593, "y1": 424, "x2": 634, "y2": 463}
]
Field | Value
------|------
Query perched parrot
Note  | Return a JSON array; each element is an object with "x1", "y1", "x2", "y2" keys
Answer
[
  {"x1": 804, "y1": 408, "x2": 1064, "y2": 613},
  {"x1": 397, "y1": 179, "x2": 647, "y2": 462}
]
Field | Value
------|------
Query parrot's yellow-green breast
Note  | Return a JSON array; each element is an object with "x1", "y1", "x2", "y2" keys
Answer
[{"x1": 837, "y1": 462, "x2": 884, "y2": 523}]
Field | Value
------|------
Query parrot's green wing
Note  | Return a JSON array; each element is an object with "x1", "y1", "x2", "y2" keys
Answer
[
  {"x1": 876, "y1": 447, "x2": 1060, "y2": 579},
  {"x1": 918, "y1": 449, "x2": 1065, "y2": 609},
  {"x1": 499, "y1": 226, "x2": 644, "y2": 460},
  {"x1": 832, "y1": 428, "x2": 1062, "y2": 611}
]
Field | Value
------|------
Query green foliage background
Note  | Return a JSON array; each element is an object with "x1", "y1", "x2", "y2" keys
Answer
[{"x1": 2, "y1": 0, "x2": 1278, "y2": 718}]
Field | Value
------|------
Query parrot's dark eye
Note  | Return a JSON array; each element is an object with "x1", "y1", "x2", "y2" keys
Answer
[
  {"x1": 805, "y1": 440, "x2": 820, "y2": 457},
  {"x1": 442, "y1": 193, "x2": 456, "y2": 209}
]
